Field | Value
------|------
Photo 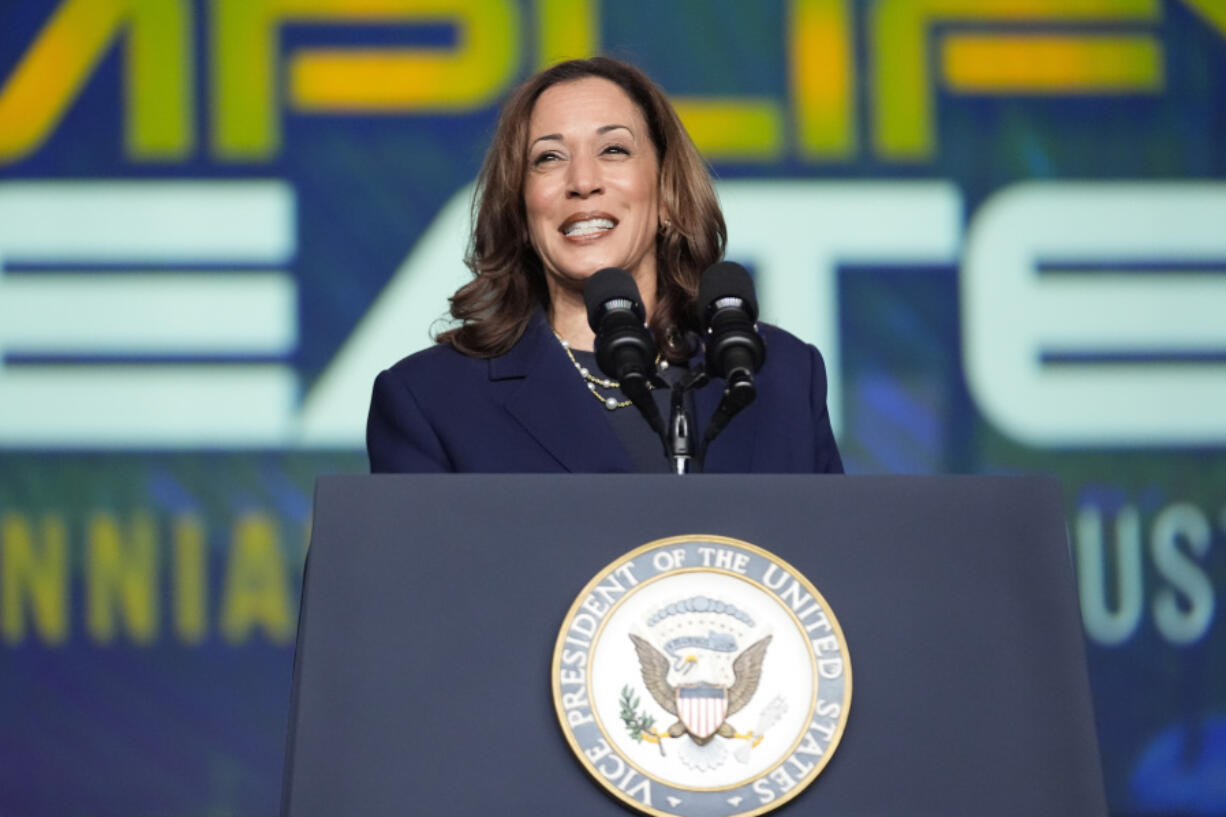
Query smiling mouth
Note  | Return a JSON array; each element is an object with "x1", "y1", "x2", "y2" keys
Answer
[{"x1": 561, "y1": 216, "x2": 617, "y2": 238}]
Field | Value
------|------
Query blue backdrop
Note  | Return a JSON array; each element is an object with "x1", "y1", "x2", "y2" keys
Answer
[{"x1": 1, "y1": 1, "x2": 1224, "y2": 814}]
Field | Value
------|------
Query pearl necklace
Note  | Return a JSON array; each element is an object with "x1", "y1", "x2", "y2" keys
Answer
[{"x1": 555, "y1": 334, "x2": 668, "y2": 411}]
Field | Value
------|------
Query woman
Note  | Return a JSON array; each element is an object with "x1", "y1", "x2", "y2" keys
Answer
[{"x1": 367, "y1": 57, "x2": 842, "y2": 474}]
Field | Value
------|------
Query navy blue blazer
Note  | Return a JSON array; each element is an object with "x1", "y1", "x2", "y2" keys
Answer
[{"x1": 367, "y1": 313, "x2": 843, "y2": 473}]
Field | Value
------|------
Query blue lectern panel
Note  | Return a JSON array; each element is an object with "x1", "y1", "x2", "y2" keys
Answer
[{"x1": 282, "y1": 475, "x2": 1105, "y2": 817}]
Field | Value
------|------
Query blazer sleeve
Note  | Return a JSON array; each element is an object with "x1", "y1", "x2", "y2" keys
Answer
[
  {"x1": 366, "y1": 368, "x2": 453, "y2": 473},
  {"x1": 808, "y1": 344, "x2": 845, "y2": 474}
]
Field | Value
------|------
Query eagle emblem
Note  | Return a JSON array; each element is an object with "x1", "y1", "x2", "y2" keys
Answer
[
  {"x1": 630, "y1": 631, "x2": 772, "y2": 745},
  {"x1": 620, "y1": 595, "x2": 783, "y2": 770}
]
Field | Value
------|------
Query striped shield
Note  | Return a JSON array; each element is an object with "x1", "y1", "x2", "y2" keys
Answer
[{"x1": 676, "y1": 683, "x2": 728, "y2": 739}]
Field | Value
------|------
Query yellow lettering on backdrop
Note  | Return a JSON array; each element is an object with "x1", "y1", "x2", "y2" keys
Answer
[
  {"x1": 1179, "y1": 0, "x2": 1226, "y2": 40},
  {"x1": 87, "y1": 511, "x2": 158, "y2": 644},
  {"x1": 213, "y1": 0, "x2": 519, "y2": 159},
  {"x1": 536, "y1": 0, "x2": 597, "y2": 67},
  {"x1": 869, "y1": 0, "x2": 1161, "y2": 160},
  {"x1": 1, "y1": 513, "x2": 68, "y2": 645},
  {"x1": 673, "y1": 99, "x2": 784, "y2": 161},
  {"x1": 174, "y1": 513, "x2": 208, "y2": 645},
  {"x1": 221, "y1": 512, "x2": 293, "y2": 644},
  {"x1": 790, "y1": 0, "x2": 855, "y2": 159},
  {"x1": 942, "y1": 34, "x2": 1162, "y2": 92},
  {"x1": 0, "y1": 0, "x2": 192, "y2": 165}
]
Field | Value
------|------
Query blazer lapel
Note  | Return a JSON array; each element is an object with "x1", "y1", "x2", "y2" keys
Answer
[{"x1": 491, "y1": 314, "x2": 636, "y2": 473}]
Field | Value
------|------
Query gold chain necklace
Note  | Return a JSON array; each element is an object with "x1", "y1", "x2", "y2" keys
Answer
[{"x1": 555, "y1": 334, "x2": 668, "y2": 411}]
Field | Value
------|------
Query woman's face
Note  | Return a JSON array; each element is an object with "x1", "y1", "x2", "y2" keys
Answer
[{"x1": 523, "y1": 77, "x2": 663, "y2": 301}]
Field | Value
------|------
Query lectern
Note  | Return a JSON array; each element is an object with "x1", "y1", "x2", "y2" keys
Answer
[{"x1": 281, "y1": 475, "x2": 1106, "y2": 817}]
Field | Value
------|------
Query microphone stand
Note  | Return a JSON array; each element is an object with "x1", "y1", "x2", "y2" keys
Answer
[
  {"x1": 641, "y1": 365, "x2": 755, "y2": 475},
  {"x1": 666, "y1": 369, "x2": 709, "y2": 474},
  {"x1": 646, "y1": 359, "x2": 758, "y2": 475},
  {"x1": 686, "y1": 369, "x2": 757, "y2": 473}
]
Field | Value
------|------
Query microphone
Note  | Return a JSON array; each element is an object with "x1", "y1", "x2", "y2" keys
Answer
[
  {"x1": 697, "y1": 261, "x2": 766, "y2": 445},
  {"x1": 584, "y1": 268, "x2": 665, "y2": 436},
  {"x1": 698, "y1": 261, "x2": 766, "y2": 392}
]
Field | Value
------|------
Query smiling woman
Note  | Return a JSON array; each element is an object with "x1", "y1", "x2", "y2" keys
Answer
[
  {"x1": 366, "y1": 57, "x2": 843, "y2": 474},
  {"x1": 441, "y1": 57, "x2": 724, "y2": 365},
  {"x1": 523, "y1": 78, "x2": 664, "y2": 349}
]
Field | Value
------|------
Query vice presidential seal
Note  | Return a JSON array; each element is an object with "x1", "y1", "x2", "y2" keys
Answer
[{"x1": 552, "y1": 535, "x2": 851, "y2": 817}]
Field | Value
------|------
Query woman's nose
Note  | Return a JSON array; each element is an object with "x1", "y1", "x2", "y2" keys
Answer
[{"x1": 566, "y1": 153, "x2": 603, "y2": 198}]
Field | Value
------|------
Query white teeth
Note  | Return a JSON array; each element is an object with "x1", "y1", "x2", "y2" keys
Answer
[{"x1": 563, "y1": 218, "x2": 615, "y2": 236}]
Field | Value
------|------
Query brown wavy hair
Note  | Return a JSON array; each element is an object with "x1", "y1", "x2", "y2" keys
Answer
[{"x1": 436, "y1": 57, "x2": 726, "y2": 363}]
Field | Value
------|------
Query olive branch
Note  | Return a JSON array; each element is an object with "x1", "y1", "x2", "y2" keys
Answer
[{"x1": 619, "y1": 685, "x2": 665, "y2": 756}]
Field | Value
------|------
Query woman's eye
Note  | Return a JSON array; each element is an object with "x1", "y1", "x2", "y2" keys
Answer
[
  {"x1": 532, "y1": 151, "x2": 561, "y2": 166},
  {"x1": 602, "y1": 144, "x2": 630, "y2": 156}
]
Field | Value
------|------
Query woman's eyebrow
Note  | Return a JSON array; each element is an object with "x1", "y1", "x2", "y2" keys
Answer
[{"x1": 529, "y1": 124, "x2": 633, "y2": 149}]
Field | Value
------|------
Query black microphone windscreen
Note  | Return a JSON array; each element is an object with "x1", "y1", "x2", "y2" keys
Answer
[
  {"x1": 584, "y1": 267, "x2": 643, "y2": 331},
  {"x1": 698, "y1": 262, "x2": 758, "y2": 324}
]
